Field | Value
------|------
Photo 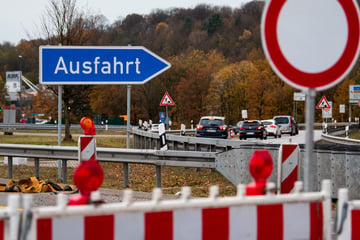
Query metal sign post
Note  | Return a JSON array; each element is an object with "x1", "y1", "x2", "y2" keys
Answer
[
  {"x1": 160, "y1": 92, "x2": 175, "y2": 130},
  {"x1": 304, "y1": 89, "x2": 315, "y2": 192},
  {"x1": 261, "y1": 0, "x2": 360, "y2": 191}
]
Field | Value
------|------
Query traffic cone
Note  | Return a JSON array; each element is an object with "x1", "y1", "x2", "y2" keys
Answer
[{"x1": 230, "y1": 129, "x2": 234, "y2": 138}]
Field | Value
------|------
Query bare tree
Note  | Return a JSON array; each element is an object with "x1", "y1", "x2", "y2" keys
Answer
[{"x1": 41, "y1": 0, "x2": 91, "y2": 141}]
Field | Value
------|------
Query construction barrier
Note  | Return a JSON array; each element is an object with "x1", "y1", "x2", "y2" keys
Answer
[
  {"x1": 24, "y1": 180, "x2": 331, "y2": 240},
  {"x1": 0, "y1": 194, "x2": 31, "y2": 240},
  {"x1": 277, "y1": 144, "x2": 300, "y2": 194},
  {"x1": 78, "y1": 136, "x2": 96, "y2": 162},
  {"x1": 336, "y1": 188, "x2": 360, "y2": 240}
]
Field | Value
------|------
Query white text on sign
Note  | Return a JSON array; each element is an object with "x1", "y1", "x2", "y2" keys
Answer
[{"x1": 54, "y1": 56, "x2": 141, "y2": 75}]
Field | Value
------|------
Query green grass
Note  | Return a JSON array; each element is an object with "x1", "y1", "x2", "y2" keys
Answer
[{"x1": 0, "y1": 130, "x2": 237, "y2": 197}]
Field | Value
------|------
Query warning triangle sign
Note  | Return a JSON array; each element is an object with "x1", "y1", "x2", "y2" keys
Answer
[
  {"x1": 160, "y1": 92, "x2": 175, "y2": 106},
  {"x1": 316, "y1": 96, "x2": 330, "y2": 109}
]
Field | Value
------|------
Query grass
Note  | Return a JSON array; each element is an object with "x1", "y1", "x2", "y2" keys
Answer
[{"x1": 0, "y1": 130, "x2": 237, "y2": 197}]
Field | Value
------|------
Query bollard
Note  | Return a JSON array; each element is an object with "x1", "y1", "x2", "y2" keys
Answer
[
  {"x1": 180, "y1": 123, "x2": 186, "y2": 136},
  {"x1": 345, "y1": 125, "x2": 349, "y2": 138},
  {"x1": 68, "y1": 117, "x2": 104, "y2": 206},
  {"x1": 245, "y1": 150, "x2": 273, "y2": 196}
]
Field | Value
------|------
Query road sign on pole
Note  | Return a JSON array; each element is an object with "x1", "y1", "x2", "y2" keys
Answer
[
  {"x1": 261, "y1": 0, "x2": 360, "y2": 193},
  {"x1": 261, "y1": 0, "x2": 360, "y2": 91},
  {"x1": 316, "y1": 96, "x2": 331, "y2": 109},
  {"x1": 39, "y1": 46, "x2": 171, "y2": 85},
  {"x1": 160, "y1": 92, "x2": 174, "y2": 106}
]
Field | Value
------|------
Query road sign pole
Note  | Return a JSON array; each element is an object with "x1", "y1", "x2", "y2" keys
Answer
[
  {"x1": 57, "y1": 85, "x2": 62, "y2": 181},
  {"x1": 124, "y1": 84, "x2": 131, "y2": 187},
  {"x1": 165, "y1": 105, "x2": 168, "y2": 130},
  {"x1": 304, "y1": 88, "x2": 316, "y2": 192}
]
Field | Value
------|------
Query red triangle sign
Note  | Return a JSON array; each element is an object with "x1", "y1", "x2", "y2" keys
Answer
[
  {"x1": 316, "y1": 96, "x2": 330, "y2": 109},
  {"x1": 160, "y1": 92, "x2": 174, "y2": 106}
]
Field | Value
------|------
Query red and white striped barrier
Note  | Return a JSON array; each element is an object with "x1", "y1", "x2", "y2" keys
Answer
[
  {"x1": 277, "y1": 144, "x2": 300, "y2": 194},
  {"x1": 0, "y1": 194, "x2": 27, "y2": 240},
  {"x1": 336, "y1": 188, "x2": 360, "y2": 240},
  {"x1": 27, "y1": 180, "x2": 332, "y2": 240},
  {"x1": 78, "y1": 136, "x2": 96, "y2": 162}
]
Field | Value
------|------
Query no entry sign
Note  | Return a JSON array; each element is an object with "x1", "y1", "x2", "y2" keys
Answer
[{"x1": 261, "y1": 0, "x2": 360, "y2": 90}]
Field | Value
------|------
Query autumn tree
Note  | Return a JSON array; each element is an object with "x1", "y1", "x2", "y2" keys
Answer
[
  {"x1": 332, "y1": 78, "x2": 353, "y2": 122},
  {"x1": 206, "y1": 60, "x2": 255, "y2": 124},
  {"x1": 174, "y1": 50, "x2": 226, "y2": 124}
]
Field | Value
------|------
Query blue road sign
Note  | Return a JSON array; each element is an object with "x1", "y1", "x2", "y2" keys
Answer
[
  {"x1": 39, "y1": 46, "x2": 171, "y2": 84},
  {"x1": 159, "y1": 112, "x2": 165, "y2": 123}
]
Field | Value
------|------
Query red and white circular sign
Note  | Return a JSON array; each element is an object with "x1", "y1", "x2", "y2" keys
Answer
[{"x1": 261, "y1": 0, "x2": 360, "y2": 91}]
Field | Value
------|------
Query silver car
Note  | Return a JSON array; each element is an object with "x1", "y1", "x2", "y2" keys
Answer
[
  {"x1": 273, "y1": 115, "x2": 297, "y2": 136},
  {"x1": 263, "y1": 119, "x2": 281, "y2": 138}
]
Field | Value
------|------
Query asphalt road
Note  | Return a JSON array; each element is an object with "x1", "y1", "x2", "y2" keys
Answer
[{"x1": 234, "y1": 130, "x2": 322, "y2": 144}]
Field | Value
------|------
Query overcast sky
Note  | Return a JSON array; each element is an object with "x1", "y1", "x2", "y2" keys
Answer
[{"x1": 1, "y1": 0, "x2": 252, "y2": 45}]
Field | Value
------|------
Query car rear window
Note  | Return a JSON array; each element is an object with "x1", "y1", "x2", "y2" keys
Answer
[
  {"x1": 200, "y1": 119, "x2": 224, "y2": 126},
  {"x1": 243, "y1": 122, "x2": 260, "y2": 127},
  {"x1": 274, "y1": 117, "x2": 289, "y2": 124}
]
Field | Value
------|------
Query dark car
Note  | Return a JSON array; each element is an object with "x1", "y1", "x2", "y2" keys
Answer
[
  {"x1": 195, "y1": 116, "x2": 228, "y2": 139},
  {"x1": 239, "y1": 120, "x2": 267, "y2": 140}
]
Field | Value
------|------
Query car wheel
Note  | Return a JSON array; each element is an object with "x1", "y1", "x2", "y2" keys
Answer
[{"x1": 274, "y1": 134, "x2": 277, "y2": 138}]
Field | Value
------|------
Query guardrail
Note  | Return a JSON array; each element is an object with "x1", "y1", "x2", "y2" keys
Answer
[
  {"x1": 0, "y1": 144, "x2": 215, "y2": 188},
  {"x1": 1, "y1": 125, "x2": 360, "y2": 199},
  {"x1": 0, "y1": 123, "x2": 127, "y2": 130},
  {"x1": 133, "y1": 127, "x2": 360, "y2": 200}
]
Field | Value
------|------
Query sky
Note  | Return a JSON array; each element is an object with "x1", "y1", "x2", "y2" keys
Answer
[{"x1": 1, "y1": 0, "x2": 252, "y2": 45}]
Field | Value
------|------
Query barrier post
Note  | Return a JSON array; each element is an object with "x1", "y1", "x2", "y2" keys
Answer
[
  {"x1": 277, "y1": 144, "x2": 300, "y2": 194},
  {"x1": 68, "y1": 117, "x2": 104, "y2": 206}
]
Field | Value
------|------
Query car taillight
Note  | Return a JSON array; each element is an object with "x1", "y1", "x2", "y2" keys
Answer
[
  {"x1": 240, "y1": 127, "x2": 245, "y2": 130},
  {"x1": 219, "y1": 125, "x2": 227, "y2": 130},
  {"x1": 256, "y1": 126, "x2": 262, "y2": 130},
  {"x1": 197, "y1": 125, "x2": 204, "y2": 130},
  {"x1": 270, "y1": 125, "x2": 276, "y2": 128}
]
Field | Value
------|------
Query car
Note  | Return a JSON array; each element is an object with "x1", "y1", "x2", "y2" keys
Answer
[
  {"x1": 150, "y1": 123, "x2": 160, "y2": 132},
  {"x1": 262, "y1": 119, "x2": 281, "y2": 138},
  {"x1": 273, "y1": 115, "x2": 297, "y2": 136},
  {"x1": 239, "y1": 120, "x2": 267, "y2": 140},
  {"x1": 232, "y1": 121, "x2": 243, "y2": 135},
  {"x1": 195, "y1": 116, "x2": 228, "y2": 139}
]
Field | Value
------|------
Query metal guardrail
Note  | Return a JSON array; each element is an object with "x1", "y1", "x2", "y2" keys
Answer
[
  {"x1": 1, "y1": 124, "x2": 360, "y2": 198},
  {"x1": 0, "y1": 123, "x2": 127, "y2": 130},
  {"x1": 0, "y1": 144, "x2": 215, "y2": 187}
]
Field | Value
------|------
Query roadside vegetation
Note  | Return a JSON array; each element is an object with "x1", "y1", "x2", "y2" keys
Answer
[{"x1": 0, "y1": 131, "x2": 237, "y2": 197}]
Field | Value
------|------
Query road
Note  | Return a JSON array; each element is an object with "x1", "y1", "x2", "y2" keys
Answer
[{"x1": 233, "y1": 130, "x2": 322, "y2": 144}]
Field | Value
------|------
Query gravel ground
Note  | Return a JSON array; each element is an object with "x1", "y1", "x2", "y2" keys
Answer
[{"x1": 0, "y1": 187, "x2": 178, "y2": 208}]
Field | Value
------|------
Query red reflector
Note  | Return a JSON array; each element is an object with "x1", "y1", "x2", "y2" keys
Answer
[
  {"x1": 256, "y1": 126, "x2": 261, "y2": 130},
  {"x1": 197, "y1": 125, "x2": 204, "y2": 130},
  {"x1": 270, "y1": 125, "x2": 276, "y2": 128},
  {"x1": 240, "y1": 127, "x2": 245, "y2": 130}
]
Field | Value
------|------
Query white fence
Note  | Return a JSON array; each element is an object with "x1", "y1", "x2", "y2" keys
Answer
[{"x1": 0, "y1": 180, "x2": 330, "y2": 239}]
